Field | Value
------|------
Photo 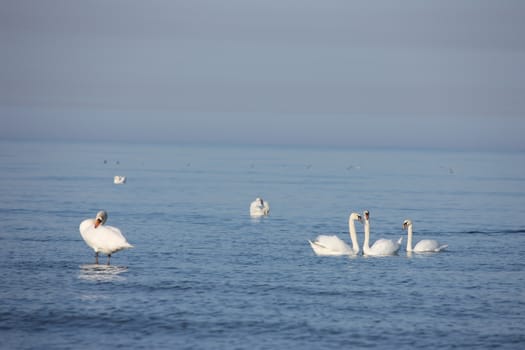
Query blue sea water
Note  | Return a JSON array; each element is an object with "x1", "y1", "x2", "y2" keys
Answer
[{"x1": 1, "y1": 140, "x2": 524, "y2": 349}]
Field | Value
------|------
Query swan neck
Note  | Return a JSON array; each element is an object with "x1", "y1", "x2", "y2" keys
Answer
[
  {"x1": 406, "y1": 225, "x2": 413, "y2": 252},
  {"x1": 363, "y1": 219, "x2": 370, "y2": 253},
  {"x1": 349, "y1": 218, "x2": 360, "y2": 254}
]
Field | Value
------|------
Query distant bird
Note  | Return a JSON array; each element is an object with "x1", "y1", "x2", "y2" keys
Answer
[
  {"x1": 440, "y1": 165, "x2": 455, "y2": 174},
  {"x1": 250, "y1": 197, "x2": 270, "y2": 217},
  {"x1": 79, "y1": 211, "x2": 133, "y2": 265},
  {"x1": 113, "y1": 175, "x2": 126, "y2": 184},
  {"x1": 403, "y1": 219, "x2": 448, "y2": 253},
  {"x1": 362, "y1": 210, "x2": 402, "y2": 256}
]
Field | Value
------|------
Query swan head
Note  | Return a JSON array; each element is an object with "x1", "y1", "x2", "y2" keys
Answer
[
  {"x1": 402, "y1": 219, "x2": 412, "y2": 230},
  {"x1": 256, "y1": 197, "x2": 264, "y2": 205},
  {"x1": 95, "y1": 210, "x2": 108, "y2": 228},
  {"x1": 363, "y1": 210, "x2": 370, "y2": 221},
  {"x1": 349, "y1": 212, "x2": 362, "y2": 222}
]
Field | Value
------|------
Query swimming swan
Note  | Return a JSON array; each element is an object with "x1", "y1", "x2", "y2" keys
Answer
[
  {"x1": 363, "y1": 210, "x2": 402, "y2": 256},
  {"x1": 309, "y1": 212, "x2": 362, "y2": 256},
  {"x1": 114, "y1": 176, "x2": 126, "y2": 184},
  {"x1": 250, "y1": 197, "x2": 270, "y2": 217},
  {"x1": 403, "y1": 219, "x2": 448, "y2": 253},
  {"x1": 79, "y1": 211, "x2": 133, "y2": 265}
]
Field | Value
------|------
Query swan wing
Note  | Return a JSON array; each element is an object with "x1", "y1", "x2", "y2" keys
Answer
[
  {"x1": 250, "y1": 201, "x2": 269, "y2": 216},
  {"x1": 103, "y1": 225, "x2": 133, "y2": 252},
  {"x1": 263, "y1": 202, "x2": 270, "y2": 214},
  {"x1": 79, "y1": 224, "x2": 132, "y2": 255},
  {"x1": 414, "y1": 239, "x2": 447, "y2": 252},
  {"x1": 309, "y1": 235, "x2": 354, "y2": 256},
  {"x1": 369, "y1": 238, "x2": 401, "y2": 256},
  {"x1": 309, "y1": 240, "x2": 338, "y2": 256}
]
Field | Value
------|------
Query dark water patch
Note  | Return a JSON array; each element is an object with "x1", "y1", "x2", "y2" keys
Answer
[{"x1": 463, "y1": 228, "x2": 525, "y2": 235}]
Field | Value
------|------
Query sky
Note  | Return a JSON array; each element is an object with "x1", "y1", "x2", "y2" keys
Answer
[{"x1": 1, "y1": 0, "x2": 524, "y2": 150}]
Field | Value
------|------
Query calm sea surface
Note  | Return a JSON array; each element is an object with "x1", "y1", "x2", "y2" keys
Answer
[{"x1": 1, "y1": 141, "x2": 524, "y2": 349}]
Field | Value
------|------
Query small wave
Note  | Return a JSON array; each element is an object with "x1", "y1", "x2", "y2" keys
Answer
[{"x1": 464, "y1": 229, "x2": 525, "y2": 235}]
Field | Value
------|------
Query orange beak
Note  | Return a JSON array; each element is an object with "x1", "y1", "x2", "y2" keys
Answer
[{"x1": 94, "y1": 219, "x2": 102, "y2": 228}]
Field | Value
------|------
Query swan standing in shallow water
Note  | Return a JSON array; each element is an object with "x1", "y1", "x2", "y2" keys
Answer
[
  {"x1": 309, "y1": 212, "x2": 362, "y2": 256},
  {"x1": 79, "y1": 211, "x2": 133, "y2": 265},
  {"x1": 250, "y1": 197, "x2": 270, "y2": 217},
  {"x1": 403, "y1": 219, "x2": 448, "y2": 253},
  {"x1": 363, "y1": 210, "x2": 402, "y2": 256}
]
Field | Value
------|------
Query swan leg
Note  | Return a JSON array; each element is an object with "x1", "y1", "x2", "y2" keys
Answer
[
  {"x1": 95, "y1": 252, "x2": 99, "y2": 265},
  {"x1": 107, "y1": 254, "x2": 111, "y2": 266}
]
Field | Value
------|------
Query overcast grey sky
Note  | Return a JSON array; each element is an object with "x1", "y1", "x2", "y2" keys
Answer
[{"x1": 1, "y1": 0, "x2": 524, "y2": 150}]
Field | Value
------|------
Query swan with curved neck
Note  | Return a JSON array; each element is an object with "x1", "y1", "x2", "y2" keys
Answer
[
  {"x1": 309, "y1": 212, "x2": 362, "y2": 256},
  {"x1": 363, "y1": 210, "x2": 402, "y2": 256},
  {"x1": 79, "y1": 210, "x2": 133, "y2": 265},
  {"x1": 403, "y1": 219, "x2": 448, "y2": 253}
]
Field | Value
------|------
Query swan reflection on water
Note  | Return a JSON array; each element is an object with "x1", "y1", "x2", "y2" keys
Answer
[{"x1": 78, "y1": 264, "x2": 129, "y2": 282}]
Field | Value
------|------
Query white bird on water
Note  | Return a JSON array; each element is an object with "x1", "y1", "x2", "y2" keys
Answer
[
  {"x1": 79, "y1": 211, "x2": 133, "y2": 265},
  {"x1": 114, "y1": 176, "x2": 126, "y2": 184},
  {"x1": 250, "y1": 197, "x2": 270, "y2": 217},
  {"x1": 309, "y1": 212, "x2": 362, "y2": 256},
  {"x1": 403, "y1": 219, "x2": 448, "y2": 253},
  {"x1": 362, "y1": 210, "x2": 402, "y2": 256}
]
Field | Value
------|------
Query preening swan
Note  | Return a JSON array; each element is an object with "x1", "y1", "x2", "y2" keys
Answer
[
  {"x1": 309, "y1": 212, "x2": 362, "y2": 256},
  {"x1": 363, "y1": 210, "x2": 402, "y2": 256},
  {"x1": 250, "y1": 197, "x2": 270, "y2": 217},
  {"x1": 403, "y1": 219, "x2": 448, "y2": 253},
  {"x1": 114, "y1": 176, "x2": 126, "y2": 184},
  {"x1": 79, "y1": 211, "x2": 133, "y2": 265}
]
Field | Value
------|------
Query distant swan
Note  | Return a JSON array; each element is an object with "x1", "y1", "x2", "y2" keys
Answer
[
  {"x1": 363, "y1": 210, "x2": 402, "y2": 256},
  {"x1": 403, "y1": 219, "x2": 448, "y2": 253},
  {"x1": 79, "y1": 211, "x2": 133, "y2": 265},
  {"x1": 114, "y1": 176, "x2": 126, "y2": 184},
  {"x1": 309, "y1": 212, "x2": 362, "y2": 256},
  {"x1": 250, "y1": 197, "x2": 270, "y2": 217}
]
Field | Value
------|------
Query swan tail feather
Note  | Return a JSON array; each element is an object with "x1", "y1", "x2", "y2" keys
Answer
[
  {"x1": 397, "y1": 237, "x2": 403, "y2": 245},
  {"x1": 435, "y1": 244, "x2": 448, "y2": 252},
  {"x1": 308, "y1": 240, "x2": 326, "y2": 249}
]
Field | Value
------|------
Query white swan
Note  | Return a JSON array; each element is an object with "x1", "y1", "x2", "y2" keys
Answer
[
  {"x1": 79, "y1": 211, "x2": 133, "y2": 265},
  {"x1": 309, "y1": 212, "x2": 362, "y2": 256},
  {"x1": 363, "y1": 210, "x2": 402, "y2": 256},
  {"x1": 250, "y1": 197, "x2": 270, "y2": 217},
  {"x1": 114, "y1": 176, "x2": 126, "y2": 184},
  {"x1": 403, "y1": 219, "x2": 448, "y2": 253}
]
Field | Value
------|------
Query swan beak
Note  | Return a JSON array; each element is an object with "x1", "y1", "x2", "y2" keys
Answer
[{"x1": 94, "y1": 219, "x2": 102, "y2": 228}]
